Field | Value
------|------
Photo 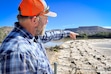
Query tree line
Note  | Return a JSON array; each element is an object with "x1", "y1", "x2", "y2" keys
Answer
[{"x1": 78, "y1": 32, "x2": 111, "y2": 39}]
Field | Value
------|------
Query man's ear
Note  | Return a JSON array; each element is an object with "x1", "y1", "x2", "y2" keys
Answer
[{"x1": 31, "y1": 16, "x2": 37, "y2": 23}]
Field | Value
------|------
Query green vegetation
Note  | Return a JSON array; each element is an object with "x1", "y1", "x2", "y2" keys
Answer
[
  {"x1": 0, "y1": 28, "x2": 11, "y2": 43},
  {"x1": 49, "y1": 45, "x2": 60, "y2": 52},
  {"x1": 77, "y1": 32, "x2": 111, "y2": 39},
  {"x1": 92, "y1": 32, "x2": 111, "y2": 38},
  {"x1": 0, "y1": 29, "x2": 6, "y2": 43},
  {"x1": 80, "y1": 33, "x2": 88, "y2": 39}
]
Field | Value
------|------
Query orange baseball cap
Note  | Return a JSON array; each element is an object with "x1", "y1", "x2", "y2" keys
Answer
[{"x1": 18, "y1": 0, "x2": 57, "y2": 17}]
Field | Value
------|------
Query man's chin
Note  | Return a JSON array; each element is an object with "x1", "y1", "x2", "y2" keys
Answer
[
  {"x1": 35, "y1": 30, "x2": 44, "y2": 36},
  {"x1": 35, "y1": 26, "x2": 46, "y2": 36},
  {"x1": 39, "y1": 26, "x2": 46, "y2": 36},
  {"x1": 39, "y1": 30, "x2": 45, "y2": 36}
]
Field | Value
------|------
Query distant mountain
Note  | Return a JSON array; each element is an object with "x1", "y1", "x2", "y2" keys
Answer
[
  {"x1": 0, "y1": 26, "x2": 13, "y2": 42},
  {"x1": 65, "y1": 26, "x2": 111, "y2": 35},
  {"x1": 0, "y1": 26, "x2": 13, "y2": 34}
]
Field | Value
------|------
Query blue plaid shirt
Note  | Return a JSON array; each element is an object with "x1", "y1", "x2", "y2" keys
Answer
[{"x1": 0, "y1": 22, "x2": 70, "y2": 74}]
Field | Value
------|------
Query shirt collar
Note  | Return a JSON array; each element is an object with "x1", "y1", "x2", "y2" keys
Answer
[{"x1": 14, "y1": 22, "x2": 33, "y2": 39}]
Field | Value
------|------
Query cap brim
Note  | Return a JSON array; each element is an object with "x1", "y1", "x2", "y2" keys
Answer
[{"x1": 44, "y1": 11, "x2": 57, "y2": 17}]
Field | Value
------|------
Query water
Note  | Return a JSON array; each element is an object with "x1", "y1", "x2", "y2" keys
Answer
[
  {"x1": 93, "y1": 43, "x2": 111, "y2": 49},
  {"x1": 44, "y1": 38, "x2": 70, "y2": 48},
  {"x1": 44, "y1": 39, "x2": 111, "y2": 49}
]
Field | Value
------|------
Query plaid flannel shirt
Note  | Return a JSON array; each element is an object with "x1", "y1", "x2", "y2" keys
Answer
[{"x1": 0, "y1": 22, "x2": 70, "y2": 74}]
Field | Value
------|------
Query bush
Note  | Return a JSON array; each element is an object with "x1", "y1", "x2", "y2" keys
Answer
[{"x1": 0, "y1": 29, "x2": 8, "y2": 43}]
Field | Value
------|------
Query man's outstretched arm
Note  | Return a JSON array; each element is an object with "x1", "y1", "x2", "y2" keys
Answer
[{"x1": 39, "y1": 30, "x2": 79, "y2": 43}]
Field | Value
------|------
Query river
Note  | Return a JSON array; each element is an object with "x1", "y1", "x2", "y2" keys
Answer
[{"x1": 44, "y1": 38, "x2": 70, "y2": 48}]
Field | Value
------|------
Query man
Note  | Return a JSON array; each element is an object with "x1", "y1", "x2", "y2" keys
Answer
[{"x1": 0, "y1": 0, "x2": 78, "y2": 74}]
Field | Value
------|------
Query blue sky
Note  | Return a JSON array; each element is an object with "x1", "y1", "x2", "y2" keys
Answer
[{"x1": 0, "y1": 0, "x2": 111, "y2": 30}]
